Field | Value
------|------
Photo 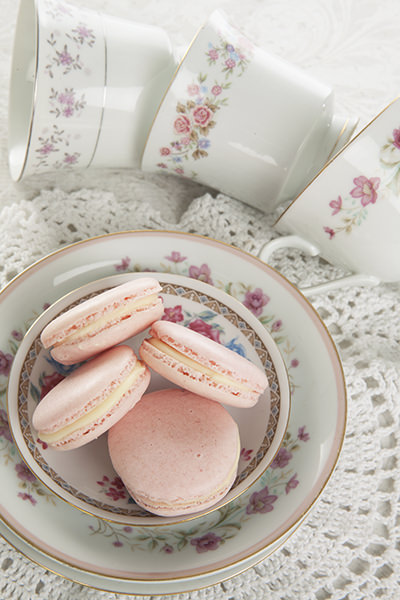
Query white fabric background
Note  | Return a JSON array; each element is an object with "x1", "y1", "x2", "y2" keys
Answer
[{"x1": 0, "y1": 0, "x2": 400, "y2": 598}]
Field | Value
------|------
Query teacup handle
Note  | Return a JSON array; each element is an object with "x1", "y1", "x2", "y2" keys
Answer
[{"x1": 258, "y1": 235, "x2": 380, "y2": 296}]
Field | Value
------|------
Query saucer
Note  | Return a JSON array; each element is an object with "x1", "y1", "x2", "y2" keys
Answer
[
  {"x1": 0, "y1": 231, "x2": 346, "y2": 594},
  {"x1": 7, "y1": 272, "x2": 289, "y2": 525}
]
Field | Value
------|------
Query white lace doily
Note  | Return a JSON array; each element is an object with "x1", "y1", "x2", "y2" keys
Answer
[{"x1": 1, "y1": 0, "x2": 400, "y2": 598}]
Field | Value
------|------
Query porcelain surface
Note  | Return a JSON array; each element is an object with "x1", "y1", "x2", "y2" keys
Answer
[{"x1": 0, "y1": 231, "x2": 346, "y2": 594}]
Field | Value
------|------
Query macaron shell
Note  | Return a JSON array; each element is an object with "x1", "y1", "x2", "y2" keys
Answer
[
  {"x1": 32, "y1": 345, "x2": 150, "y2": 450},
  {"x1": 147, "y1": 320, "x2": 268, "y2": 390},
  {"x1": 108, "y1": 389, "x2": 240, "y2": 516},
  {"x1": 50, "y1": 303, "x2": 163, "y2": 365},
  {"x1": 41, "y1": 278, "x2": 162, "y2": 348}
]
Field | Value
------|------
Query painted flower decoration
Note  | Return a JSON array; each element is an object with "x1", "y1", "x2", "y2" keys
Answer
[
  {"x1": 329, "y1": 196, "x2": 343, "y2": 215},
  {"x1": 243, "y1": 288, "x2": 270, "y2": 317},
  {"x1": 188, "y1": 318, "x2": 221, "y2": 343},
  {"x1": 165, "y1": 251, "x2": 187, "y2": 263},
  {"x1": 350, "y1": 176, "x2": 380, "y2": 206},
  {"x1": 246, "y1": 485, "x2": 278, "y2": 514},
  {"x1": 15, "y1": 462, "x2": 36, "y2": 483},
  {"x1": 190, "y1": 532, "x2": 222, "y2": 553},
  {"x1": 188, "y1": 263, "x2": 213, "y2": 285},
  {"x1": 0, "y1": 409, "x2": 13, "y2": 442},
  {"x1": 162, "y1": 305, "x2": 184, "y2": 323},
  {"x1": 270, "y1": 447, "x2": 292, "y2": 469},
  {"x1": 0, "y1": 350, "x2": 13, "y2": 376},
  {"x1": 392, "y1": 127, "x2": 400, "y2": 149}
]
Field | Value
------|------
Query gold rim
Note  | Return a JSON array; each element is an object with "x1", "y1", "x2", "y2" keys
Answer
[
  {"x1": 275, "y1": 95, "x2": 400, "y2": 227},
  {"x1": 0, "y1": 230, "x2": 347, "y2": 583}
]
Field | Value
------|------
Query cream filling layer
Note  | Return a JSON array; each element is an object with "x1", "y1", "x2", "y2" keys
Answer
[
  {"x1": 56, "y1": 294, "x2": 159, "y2": 346},
  {"x1": 147, "y1": 338, "x2": 253, "y2": 393},
  {"x1": 38, "y1": 362, "x2": 146, "y2": 444}
]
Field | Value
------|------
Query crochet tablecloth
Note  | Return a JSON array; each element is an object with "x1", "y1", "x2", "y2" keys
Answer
[{"x1": 0, "y1": 0, "x2": 399, "y2": 598}]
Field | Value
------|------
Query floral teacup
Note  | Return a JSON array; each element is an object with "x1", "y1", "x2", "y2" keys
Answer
[
  {"x1": 141, "y1": 9, "x2": 357, "y2": 213},
  {"x1": 259, "y1": 98, "x2": 400, "y2": 295},
  {"x1": 8, "y1": 0, "x2": 176, "y2": 180}
]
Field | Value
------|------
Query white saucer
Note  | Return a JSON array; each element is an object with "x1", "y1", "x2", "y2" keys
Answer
[{"x1": 0, "y1": 231, "x2": 346, "y2": 594}]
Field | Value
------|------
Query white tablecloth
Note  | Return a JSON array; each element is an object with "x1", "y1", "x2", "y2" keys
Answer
[{"x1": 0, "y1": 0, "x2": 399, "y2": 598}]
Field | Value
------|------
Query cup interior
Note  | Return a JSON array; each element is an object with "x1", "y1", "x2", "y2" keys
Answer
[{"x1": 8, "y1": 0, "x2": 37, "y2": 181}]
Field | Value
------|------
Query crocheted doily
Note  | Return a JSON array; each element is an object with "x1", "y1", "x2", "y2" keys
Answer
[{"x1": 0, "y1": 189, "x2": 399, "y2": 600}]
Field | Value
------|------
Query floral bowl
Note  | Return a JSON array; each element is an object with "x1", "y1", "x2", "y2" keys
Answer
[{"x1": 7, "y1": 272, "x2": 290, "y2": 526}]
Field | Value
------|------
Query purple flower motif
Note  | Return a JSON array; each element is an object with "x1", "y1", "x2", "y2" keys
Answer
[
  {"x1": 298, "y1": 426, "x2": 310, "y2": 442},
  {"x1": 198, "y1": 138, "x2": 211, "y2": 149},
  {"x1": 190, "y1": 532, "x2": 222, "y2": 553},
  {"x1": 64, "y1": 153, "x2": 78, "y2": 165},
  {"x1": 271, "y1": 319, "x2": 282, "y2": 332},
  {"x1": 75, "y1": 25, "x2": 92, "y2": 39},
  {"x1": 329, "y1": 196, "x2": 343, "y2": 215},
  {"x1": 162, "y1": 544, "x2": 174, "y2": 554},
  {"x1": 63, "y1": 106, "x2": 74, "y2": 118},
  {"x1": 113, "y1": 540, "x2": 123, "y2": 547},
  {"x1": 115, "y1": 256, "x2": 130, "y2": 272},
  {"x1": 392, "y1": 128, "x2": 400, "y2": 149},
  {"x1": 350, "y1": 176, "x2": 380, "y2": 206},
  {"x1": 58, "y1": 48, "x2": 73, "y2": 66},
  {"x1": 162, "y1": 305, "x2": 184, "y2": 323},
  {"x1": 270, "y1": 447, "x2": 292, "y2": 469},
  {"x1": 246, "y1": 485, "x2": 278, "y2": 514},
  {"x1": 18, "y1": 492, "x2": 37, "y2": 506},
  {"x1": 58, "y1": 91, "x2": 75, "y2": 105},
  {"x1": 324, "y1": 226, "x2": 336, "y2": 239},
  {"x1": 165, "y1": 251, "x2": 187, "y2": 263},
  {"x1": 0, "y1": 350, "x2": 13, "y2": 376},
  {"x1": 123, "y1": 526, "x2": 133, "y2": 533},
  {"x1": 286, "y1": 474, "x2": 299, "y2": 494},
  {"x1": 38, "y1": 143, "x2": 55, "y2": 156},
  {"x1": 290, "y1": 358, "x2": 299, "y2": 368},
  {"x1": 15, "y1": 462, "x2": 36, "y2": 482},
  {"x1": 12, "y1": 330, "x2": 23, "y2": 341},
  {"x1": 226, "y1": 44, "x2": 235, "y2": 53},
  {"x1": 188, "y1": 263, "x2": 213, "y2": 285},
  {"x1": 243, "y1": 288, "x2": 270, "y2": 317},
  {"x1": 0, "y1": 409, "x2": 12, "y2": 442}
]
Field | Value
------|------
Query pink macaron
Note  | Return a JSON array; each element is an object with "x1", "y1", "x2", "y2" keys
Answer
[
  {"x1": 41, "y1": 277, "x2": 164, "y2": 365},
  {"x1": 139, "y1": 320, "x2": 269, "y2": 407},
  {"x1": 108, "y1": 388, "x2": 240, "y2": 517},
  {"x1": 32, "y1": 345, "x2": 150, "y2": 450}
]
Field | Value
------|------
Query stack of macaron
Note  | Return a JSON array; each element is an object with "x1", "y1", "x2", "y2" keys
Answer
[{"x1": 32, "y1": 277, "x2": 269, "y2": 517}]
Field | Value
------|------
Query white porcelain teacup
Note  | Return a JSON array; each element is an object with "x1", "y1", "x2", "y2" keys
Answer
[
  {"x1": 141, "y1": 9, "x2": 357, "y2": 213},
  {"x1": 259, "y1": 98, "x2": 400, "y2": 295},
  {"x1": 8, "y1": 0, "x2": 177, "y2": 180}
]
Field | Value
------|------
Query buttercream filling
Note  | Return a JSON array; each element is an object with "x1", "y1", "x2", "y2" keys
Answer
[
  {"x1": 38, "y1": 362, "x2": 146, "y2": 444},
  {"x1": 146, "y1": 338, "x2": 254, "y2": 393},
  {"x1": 55, "y1": 294, "x2": 159, "y2": 346}
]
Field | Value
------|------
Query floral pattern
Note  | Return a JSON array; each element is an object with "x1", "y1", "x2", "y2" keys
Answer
[
  {"x1": 157, "y1": 35, "x2": 253, "y2": 178},
  {"x1": 379, "y1": 126, "x2": 400, "y2": 192},
  {"x1": 87, "y1": 425, "x2": 309, "y2": 553},
  {"x1": 323, "y1": 176, "x2": 381, "y2": 238}
]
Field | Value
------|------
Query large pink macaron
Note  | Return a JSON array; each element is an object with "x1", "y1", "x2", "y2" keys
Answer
[
  {"x1": 139, "y1": 320, "x2": 269, "y2": 407},
  {"x1": 108, "y1": 388, "x2": 240, "y2": 517},
  {"x1": 41, "y1": 277, "x2": 164, "y2": 365},
  {"x1": 32, "y1": 345, "x2": 150, "y2": 450}
]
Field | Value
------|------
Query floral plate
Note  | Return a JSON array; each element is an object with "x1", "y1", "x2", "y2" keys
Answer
[
  {"x1": 7, "y1": 272, "x2": 290, "y2": 526},
  {"x1": 0, "y1": 231, "x2": 346, "y2": 594}
]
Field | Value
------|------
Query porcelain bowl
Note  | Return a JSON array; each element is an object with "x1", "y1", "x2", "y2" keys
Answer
[{"x1": 7, "y1": 272, "x2": 290, "y2": 526}]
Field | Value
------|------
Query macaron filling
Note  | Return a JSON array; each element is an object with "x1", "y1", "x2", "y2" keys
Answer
[
  {"x1": 143, "y1": 337, "x2": 256, "y2": 393},
  {"x1": 36, "y1": 361, "x2": 147, "y2": 444},
  {"x1": 51, "y1": 294, "x2": 160, "y2": 347}
]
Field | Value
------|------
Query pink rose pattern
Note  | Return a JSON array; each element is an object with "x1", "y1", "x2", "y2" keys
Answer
[
  {"x1": 157, "y1": 35, "x2": 253, "y2": 176},
  {"x1": 323, "y1": 176, "x2": 381, "y2": 238}
]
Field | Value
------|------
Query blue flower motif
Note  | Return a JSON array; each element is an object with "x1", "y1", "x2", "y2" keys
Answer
[
  {"x1": 230, "y1": 52, "x2": 240, "y2": 61},
  {"x1": 198, "y1": 138, "x2": 210, "y2": 149},
  {"x1": 226, "y1": 44, "x2": 235, "y2": 53},
  {"x1": 225, "y1": 337, "x2": 246, "y2": 357},
  {"x1": 200, "y1": 85, "x2": 208, "y2": 94},
  {"x1": 172, "y1": 156, "x2": 182, "y2": 163}
]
